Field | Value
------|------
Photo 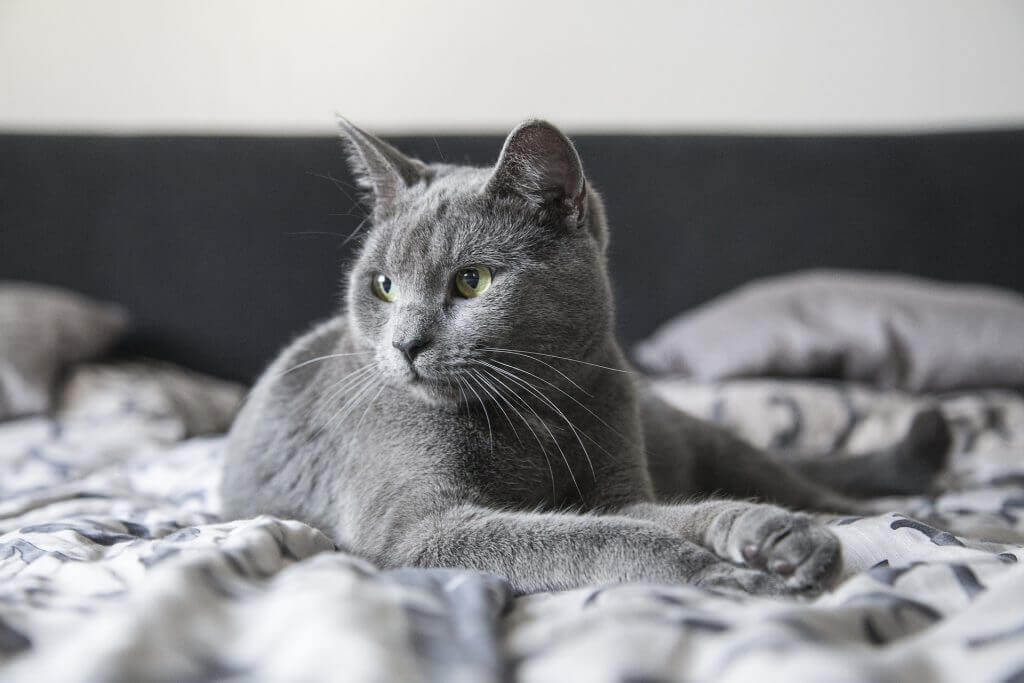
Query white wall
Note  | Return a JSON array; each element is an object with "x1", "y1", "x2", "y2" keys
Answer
[{"x1": 2, "y1": 0, "x2": 1023, "y2": 134}]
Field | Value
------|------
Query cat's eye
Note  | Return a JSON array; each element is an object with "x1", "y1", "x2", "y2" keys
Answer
[
  {"x1": 454, "y1": 265, "x2": 492, "y2": 298},
  {"x1": 371, "y1": 273, "x2": 397, "y2": 302}
]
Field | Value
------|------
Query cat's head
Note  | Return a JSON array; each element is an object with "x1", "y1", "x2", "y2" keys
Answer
[{"x1": 341, "y1": 119, "x2": 615, "y2": 403}]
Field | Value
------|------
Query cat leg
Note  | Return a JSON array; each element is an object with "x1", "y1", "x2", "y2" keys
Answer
[
  {"x1": 640, "y1": 389, "x2": 868, "y2": 514},
  {"x1": 641, "y1": 390, "x2": 949, "y2": 510},
  {"x1": 784, "y1": 407, "x2": 951, "y2": 498},
  {"x1": 688, "y1": 435, "x2": 871, "y2": 514},
  {"x1": 620, "y1": 500, "x2": 842, "y2": 594},
  {"x1": 387, "y1": 503, "x2": 788, "y2": 596}
]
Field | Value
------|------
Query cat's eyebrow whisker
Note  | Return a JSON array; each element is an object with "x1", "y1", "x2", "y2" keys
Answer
[
  {"x1": 341, "y1": 215, "x2": 372, "y2": 246},
  {"x1": 278, "y1": 352, "x2": 374, "y2": 377},
  {"x1": 474, "y1": 362, "x2": 583, "y2": 501},
  {"x1": 476, "y1": 367, "x2": 556, "y2": 502},
  {"x1": 481, "y1": 349, "x2": 592, "y2": 397},
  {"x1": 284, "y1": 231, "x2": 352, "y2": 239},
  {"x1": 478, "y1": 360, "x2": 597, "y2": 482},
  {"x1": 483, "y1": 347, "x2": 633, "y2": 374},
  {"x1": 461, "y1": 373, "x2": 494, "y2": 455},
  {"x1": 306, "y1": 169, "x2": 360, "y2": 206}
]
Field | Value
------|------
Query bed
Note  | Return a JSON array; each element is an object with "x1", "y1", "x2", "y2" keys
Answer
[
  {"x1": 1, "y1": 362, "x2": 1022, "y2": 681},
  {"x1": 2, "y1": 130, "x2": 1023, "y2": 681}
]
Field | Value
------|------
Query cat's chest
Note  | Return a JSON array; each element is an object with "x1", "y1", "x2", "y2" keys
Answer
[{"x1": 332, "y1": 387, "x2": 594, "y2": 506}]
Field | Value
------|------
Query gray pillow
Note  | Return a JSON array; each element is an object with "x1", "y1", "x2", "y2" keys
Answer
[
  {"x1": 0, "y1": 282, "x2": 129, "y2": 419},
  {"x1": 633, "y1": 270, "x2": 1024, "y2": 392}
]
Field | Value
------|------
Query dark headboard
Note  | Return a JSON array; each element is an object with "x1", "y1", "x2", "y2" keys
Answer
[{"x1": 2, "y1": 130, "x2": 1023, "y2": 383}]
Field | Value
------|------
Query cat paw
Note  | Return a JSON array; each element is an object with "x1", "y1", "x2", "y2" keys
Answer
[
  {"x1": 894, "y1": 407, "x2": 952, "y2": 490},
  {"x1": 728, "y1": 510, "x2": 842, "y2": 594},
  {"x1": 694, "y1": 565, "x2": 788, "y2": 596}
]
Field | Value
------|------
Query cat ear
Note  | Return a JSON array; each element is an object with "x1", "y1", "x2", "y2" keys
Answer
[
  {"x1": 337, "y1": 117, "x2": 429, "y2": 214},
  {"x1": 486, "y1": 120, "x2": 587, "y2": 229}
]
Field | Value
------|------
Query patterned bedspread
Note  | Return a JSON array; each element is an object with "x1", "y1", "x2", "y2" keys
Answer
[{"x1": 2, "y1": 364, "x2": 1023, "y2": 682}]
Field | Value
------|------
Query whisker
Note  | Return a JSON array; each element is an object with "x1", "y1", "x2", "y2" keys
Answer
[
  {"x1": 469, "y1": 369, "x2": 522, "y2": 446},
  {"x1": 431, "y1": 136, "x2": 447, "y2": 163},
  {"x1": 476, "y1": 363, "x2": 582, "y2": 501},
  {"x1": 484, "y1": 347, "x2": 633, "y2": 374},
  {"x1": 487, "y1": 360, "x2": 622, "y2": 465},
  {"x1": 341, "y1": 215, "x2": 371, "y2": 246},
  {"x1": 477, "y1": 360, "x2": 596, "y2": 481},
  {"x1": 331, "y1": 376, "x2": 381, "y2": 429},
  {"x1": 476, "y1": 367, "x2": 556, "y2": 501},
  {"x1": 284, "y1": 231, "x2": 352, "y2": 239},
  {"x1": 278, "y1": 352, "x2": 373, "y2": 377},
  {"x1": 354, "y1": 384, "x2": 387, "y2": 431},
  {"x1": 316, "y1": 372, "x2": 376, "y2": 428},
  {"x1": 485, "y1": 356, "x2": 634, "y2": 456},
  {"x1": 314, "y1": 372, "x2": 380, "y2": 439},
  {"x1": 573, "y1": 425, "x2": 620, "y2": 464},
  {"x1": 305, "y1": 363, "x2": 376, "y2": 423},
  {"x1": 306, "y1": 169, "x2": 360, "y2": 206},
  {"x1": 483, "y1": 351, "x2": 592, "y2": 397},
  {"x1": 454, "y1": 376, "x2": 471, "y2": 417},
  {"x1": 293, "y1": 363, "x2": 374, "y2": 428},
  {"x1": 461, "y1": 373, "x2": 493, "y2": 455}
]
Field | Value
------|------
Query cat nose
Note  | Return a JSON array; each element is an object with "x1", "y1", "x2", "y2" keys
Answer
[{"x1": 392, "y1": 336, "x2": 431, "y2": 362}]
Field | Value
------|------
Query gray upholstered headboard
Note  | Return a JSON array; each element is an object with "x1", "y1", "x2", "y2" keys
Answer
[{"x1": 2, "y1": 130, "x2": 1022, "y2": 382}]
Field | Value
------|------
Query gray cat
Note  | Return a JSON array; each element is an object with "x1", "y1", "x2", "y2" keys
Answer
[{"x1": 221, "y1": 120, "x2": 949, "y2": 596}]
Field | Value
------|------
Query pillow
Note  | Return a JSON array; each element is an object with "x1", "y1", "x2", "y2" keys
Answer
[
  {"x1": 62, "y1": 361, "x2": 245, "y2": 437},
  {"x1": 0, "y1": 282, "x2": 129, "y2": 419},
  {"x1": 633, "y1": 270, "x2": 1024, "y2": 392}
]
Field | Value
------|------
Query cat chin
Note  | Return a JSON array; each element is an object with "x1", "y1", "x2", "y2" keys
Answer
[
  {"x1": 380, "y1": 360, "x2": 482, "y2": 410},
  {"x1": 406, "y1": 380, "x2": 463, "y2": 410}
]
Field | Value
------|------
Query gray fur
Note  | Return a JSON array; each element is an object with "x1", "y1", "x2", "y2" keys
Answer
[{"x1": 222, "y1": 120, "x2": 947, "y2": 596}]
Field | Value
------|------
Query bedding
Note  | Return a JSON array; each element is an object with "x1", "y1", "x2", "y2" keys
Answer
[
  {"x1": 1, "y1": 363, "x2": 1023, "y2": 682},
  {"x1": 0, "y1": 282, "x2": 128, "y2": 420},
  {"x1": 633, "y1": 270, "x2": 1024, "y2": 392}
]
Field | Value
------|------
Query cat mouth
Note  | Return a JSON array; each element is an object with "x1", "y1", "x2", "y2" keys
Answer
[
  {"x1": 404, "y1": 365, "x2": 446, "y2": 385},
  {"x1": 403, "y1": 367, "x2": 462, "y2": 393},
  {"x1": 404, "y1": 359, "x2": 466, "y2": 384}
]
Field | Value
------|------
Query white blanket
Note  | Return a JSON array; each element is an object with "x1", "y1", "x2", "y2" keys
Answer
[{"x1": 1, "y1": 364, "x2": 1023, "y2": 682}]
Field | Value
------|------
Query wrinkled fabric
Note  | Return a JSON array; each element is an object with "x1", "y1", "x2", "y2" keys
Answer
[
  {"x1": 633, "y1": 270, "x2": 1024, "y2": 392},
  {"x1": 1, "y1": 364, "x2": 1023, "y2": 681},
  {"x1": 0, "y1": 282, "x2": 128, "y2": 419}
]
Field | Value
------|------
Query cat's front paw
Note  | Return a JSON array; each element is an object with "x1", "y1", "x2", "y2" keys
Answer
[
  {"x1": 694, "y1": 565, "x2": 788, "y2": 596},
  {"x1": 720, "y1": 509, "x2": 842, "y2": 594}
]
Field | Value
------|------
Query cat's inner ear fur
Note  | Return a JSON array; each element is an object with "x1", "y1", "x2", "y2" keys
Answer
[
  {"x1": 487, "y1": 120, "x2": 587, "y2": 230},
  {"x1": 338, "y1": 118, "x2": 429, "y2": 216}
]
